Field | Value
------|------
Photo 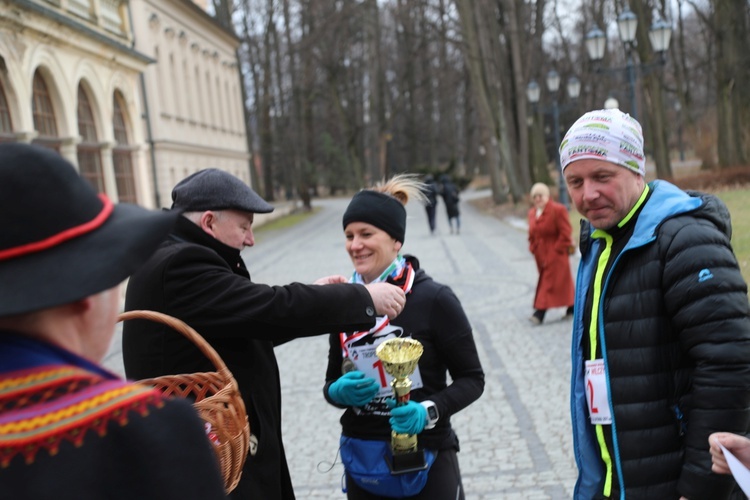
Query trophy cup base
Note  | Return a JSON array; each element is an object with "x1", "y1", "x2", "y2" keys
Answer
[{"x1": 386, "y1": 449, "x2": 428, "y2": 475}]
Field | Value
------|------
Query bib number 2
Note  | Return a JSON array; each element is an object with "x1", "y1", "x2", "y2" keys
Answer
[{"x1": 584, "y1": 359, "x2": 612, "y2": 425}]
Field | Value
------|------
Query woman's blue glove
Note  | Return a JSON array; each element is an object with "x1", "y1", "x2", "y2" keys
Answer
[
  {"x1": 388, "y1": 400, "x2": 427, "y2": 435},
  {"x1": 328, "y1": 370, "x2": 379, "y2": 407}
]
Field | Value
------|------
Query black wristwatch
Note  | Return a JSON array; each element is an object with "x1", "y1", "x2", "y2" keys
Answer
[{"x1": 421, "y1": 400, "x2": 439, "y2": 429}]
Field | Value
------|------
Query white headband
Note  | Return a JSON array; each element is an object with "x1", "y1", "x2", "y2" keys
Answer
[{"x1": 559, "y1": 108, "x2": 645, "y2": 176}]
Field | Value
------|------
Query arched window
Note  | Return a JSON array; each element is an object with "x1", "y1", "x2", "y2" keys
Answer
[
  {"x1": 112, "y1": 92, "x2": 137, "y2": 203},
  {"x1": 31, "y1": 71, "x2": 60, "y2": 151},
  {"x1": 76, "y1": 84, "x2": 104, "y2": 192},
  {"x1": 0, "y1": 79, "x2": 14, "y2": 142}
]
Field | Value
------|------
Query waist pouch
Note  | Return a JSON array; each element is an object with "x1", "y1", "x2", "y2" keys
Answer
[{"x1": 340, "y1": 435, "x2": 437, "y2": 498}]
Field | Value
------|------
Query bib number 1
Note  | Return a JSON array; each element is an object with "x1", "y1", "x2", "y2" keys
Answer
[{"x1": 349, "y1": 342, "x2": 423, "y2": 398}]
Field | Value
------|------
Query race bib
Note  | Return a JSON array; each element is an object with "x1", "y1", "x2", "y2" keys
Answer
[
  {"x1": 584, "y1": 359, "x2": 612, "y2": 425},
  {"x1": 348, "y1": 339, "x2": 423, "y2": 398}
]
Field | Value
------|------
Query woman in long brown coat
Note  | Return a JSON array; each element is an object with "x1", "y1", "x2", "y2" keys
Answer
[{"x1": 527, "y1": 183, "x2": 575, "y2": 324}]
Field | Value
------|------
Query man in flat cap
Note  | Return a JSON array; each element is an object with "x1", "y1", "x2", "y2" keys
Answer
[
  {"x1": 123, "y1": 168, "x2": 406, "y2": 500},
  {"x1": 561, "y1": 109, "x2": 750, "y2": 499},
  {"x1": 0, "y1": 144, "x2": 226, "y2": 499}
]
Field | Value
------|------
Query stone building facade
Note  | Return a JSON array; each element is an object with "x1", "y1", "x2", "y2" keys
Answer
[
  {"x1": 130, "y1": 0, "x2": 250, "y2": 207},
  {"x1": 0, "y1": 0, "x2": 250, "y2": 208}
]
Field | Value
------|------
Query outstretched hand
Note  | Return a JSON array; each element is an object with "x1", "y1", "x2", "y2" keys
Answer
[{"x1": 364, "y1": 283, "x2": 406, "y2": 319}]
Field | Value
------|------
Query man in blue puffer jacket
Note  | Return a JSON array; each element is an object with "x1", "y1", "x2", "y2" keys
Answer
[{"x1": 560, "y1": 108, "x2": 750, "y2": 500}]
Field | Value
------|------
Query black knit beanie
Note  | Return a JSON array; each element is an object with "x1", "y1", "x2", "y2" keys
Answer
[{"x1": 342, "y1": 190, "x2": 406, "y2": 243}]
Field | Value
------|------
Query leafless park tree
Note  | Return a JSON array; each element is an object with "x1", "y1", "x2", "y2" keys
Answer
[{"x1": 209, "y1": 0, "x2": 750, "y2": 207}]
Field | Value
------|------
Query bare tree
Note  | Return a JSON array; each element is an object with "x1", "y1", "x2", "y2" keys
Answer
[
  {"x1": 455, "y1": 0, "x2": 509, "y2": 203},
  {"x1": 500, "y1": 0, "x2": 531, "y2": 191},
  {"x1": 209, "y1": 0, "x2": 260, "y2": 189},
  {"x1": 629, "y1": 0, "x2": 673, "y2": 179},
  {"x1": 259, "y1": 0, "x2": 275, "y2": 200},
  {"x1": 211, "y1": 0, "x2": 746, "y2": 209},
  {"x1": 712, "y1": 0, "x2": 749, "y2": 168}
]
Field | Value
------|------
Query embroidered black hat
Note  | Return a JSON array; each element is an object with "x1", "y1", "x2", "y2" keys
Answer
[
  {"x1": 171, "y1": 168, "x2": 274, "y2": 214},
  {"x1": 0, "y1": 143, "x2": 178, "y2": 316},
  {"x1": 342, "y1": 190, "x2": 407, "y2": 243}
]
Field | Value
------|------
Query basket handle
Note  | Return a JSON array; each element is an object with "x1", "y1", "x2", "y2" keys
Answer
[{"x1": 118, "y1": 310, "x2": 231, "y2": 376}]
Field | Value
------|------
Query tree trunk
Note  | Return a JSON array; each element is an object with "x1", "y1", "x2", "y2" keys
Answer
[
  {"x1": 714, "y1": 0, "x2": 749, "y2": 168},
  {"x1": 365, "y1": 0, "x2": 382, "y2": 182},
  {"x1": 475, "y1": 0, "x2": 521, "y2": 202},
  {"x1": 283, "y1": 0, "x2": 311, "y2": 209},
  {"x1": 437, "y1": 0, "x2": 458, "y2": 171},
  {"x1": 260, "y1": 1, "x2": 275, "y2": 201},
  {"x1": 328, "y1": 76, "x2": 364, "y2": 187},
  {"x1": 218, "y1": 0, "x2": 260, "y2": 190},
  {"x1": 501, "y1": 0, "x2": 531, "y2": 191},
  {"x1": 631, "y1": 0, "x2": 672, "y2": 179},
  {"x1": 238, "y1": 0, "x2": 264, "y2": 193},
  {"x1": 455, "y1": 0, "x2": 507, "y2": 204}
]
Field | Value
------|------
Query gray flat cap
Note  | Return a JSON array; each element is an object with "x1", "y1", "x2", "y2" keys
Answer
[{"x1": 171, "y1": 168, "x2": 274, "y2": 214}]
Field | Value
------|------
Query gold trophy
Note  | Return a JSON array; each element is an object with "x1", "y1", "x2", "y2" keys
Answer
[{"x1": 376, "y1": 337, "x2": 427, "y2": 474}]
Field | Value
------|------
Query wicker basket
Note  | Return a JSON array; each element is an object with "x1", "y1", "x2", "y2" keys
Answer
[{"x1": 117, "y1": 310, "x2": 251, "y2": 493}]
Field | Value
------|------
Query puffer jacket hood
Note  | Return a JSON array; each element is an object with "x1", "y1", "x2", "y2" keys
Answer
[{"x1": 686, "y1": 189, "x2": 732, "y2": 240}]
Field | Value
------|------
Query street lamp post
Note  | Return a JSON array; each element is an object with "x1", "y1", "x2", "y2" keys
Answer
[
  {"x1": 674, "y1": 100, "x2": 685, "y2": 162},
  {"x1": 585, "y1": 9, "x2": 672, "y2": 121},
  {"x1": 616, "y1": 9, "x2": 638, "y2": 119},
  {"x1": 527, "y1": 72, "x2": 580, "y2": 210}
]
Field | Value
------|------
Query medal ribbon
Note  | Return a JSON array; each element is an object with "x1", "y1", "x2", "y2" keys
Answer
[{"x1": 339, "y1": 256, "x2": 415, "y2": 359}]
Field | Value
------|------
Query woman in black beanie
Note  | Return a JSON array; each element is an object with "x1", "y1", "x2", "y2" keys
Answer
[{"x1": 322, "y1": 174, "x2": 485, "y2": 499}]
